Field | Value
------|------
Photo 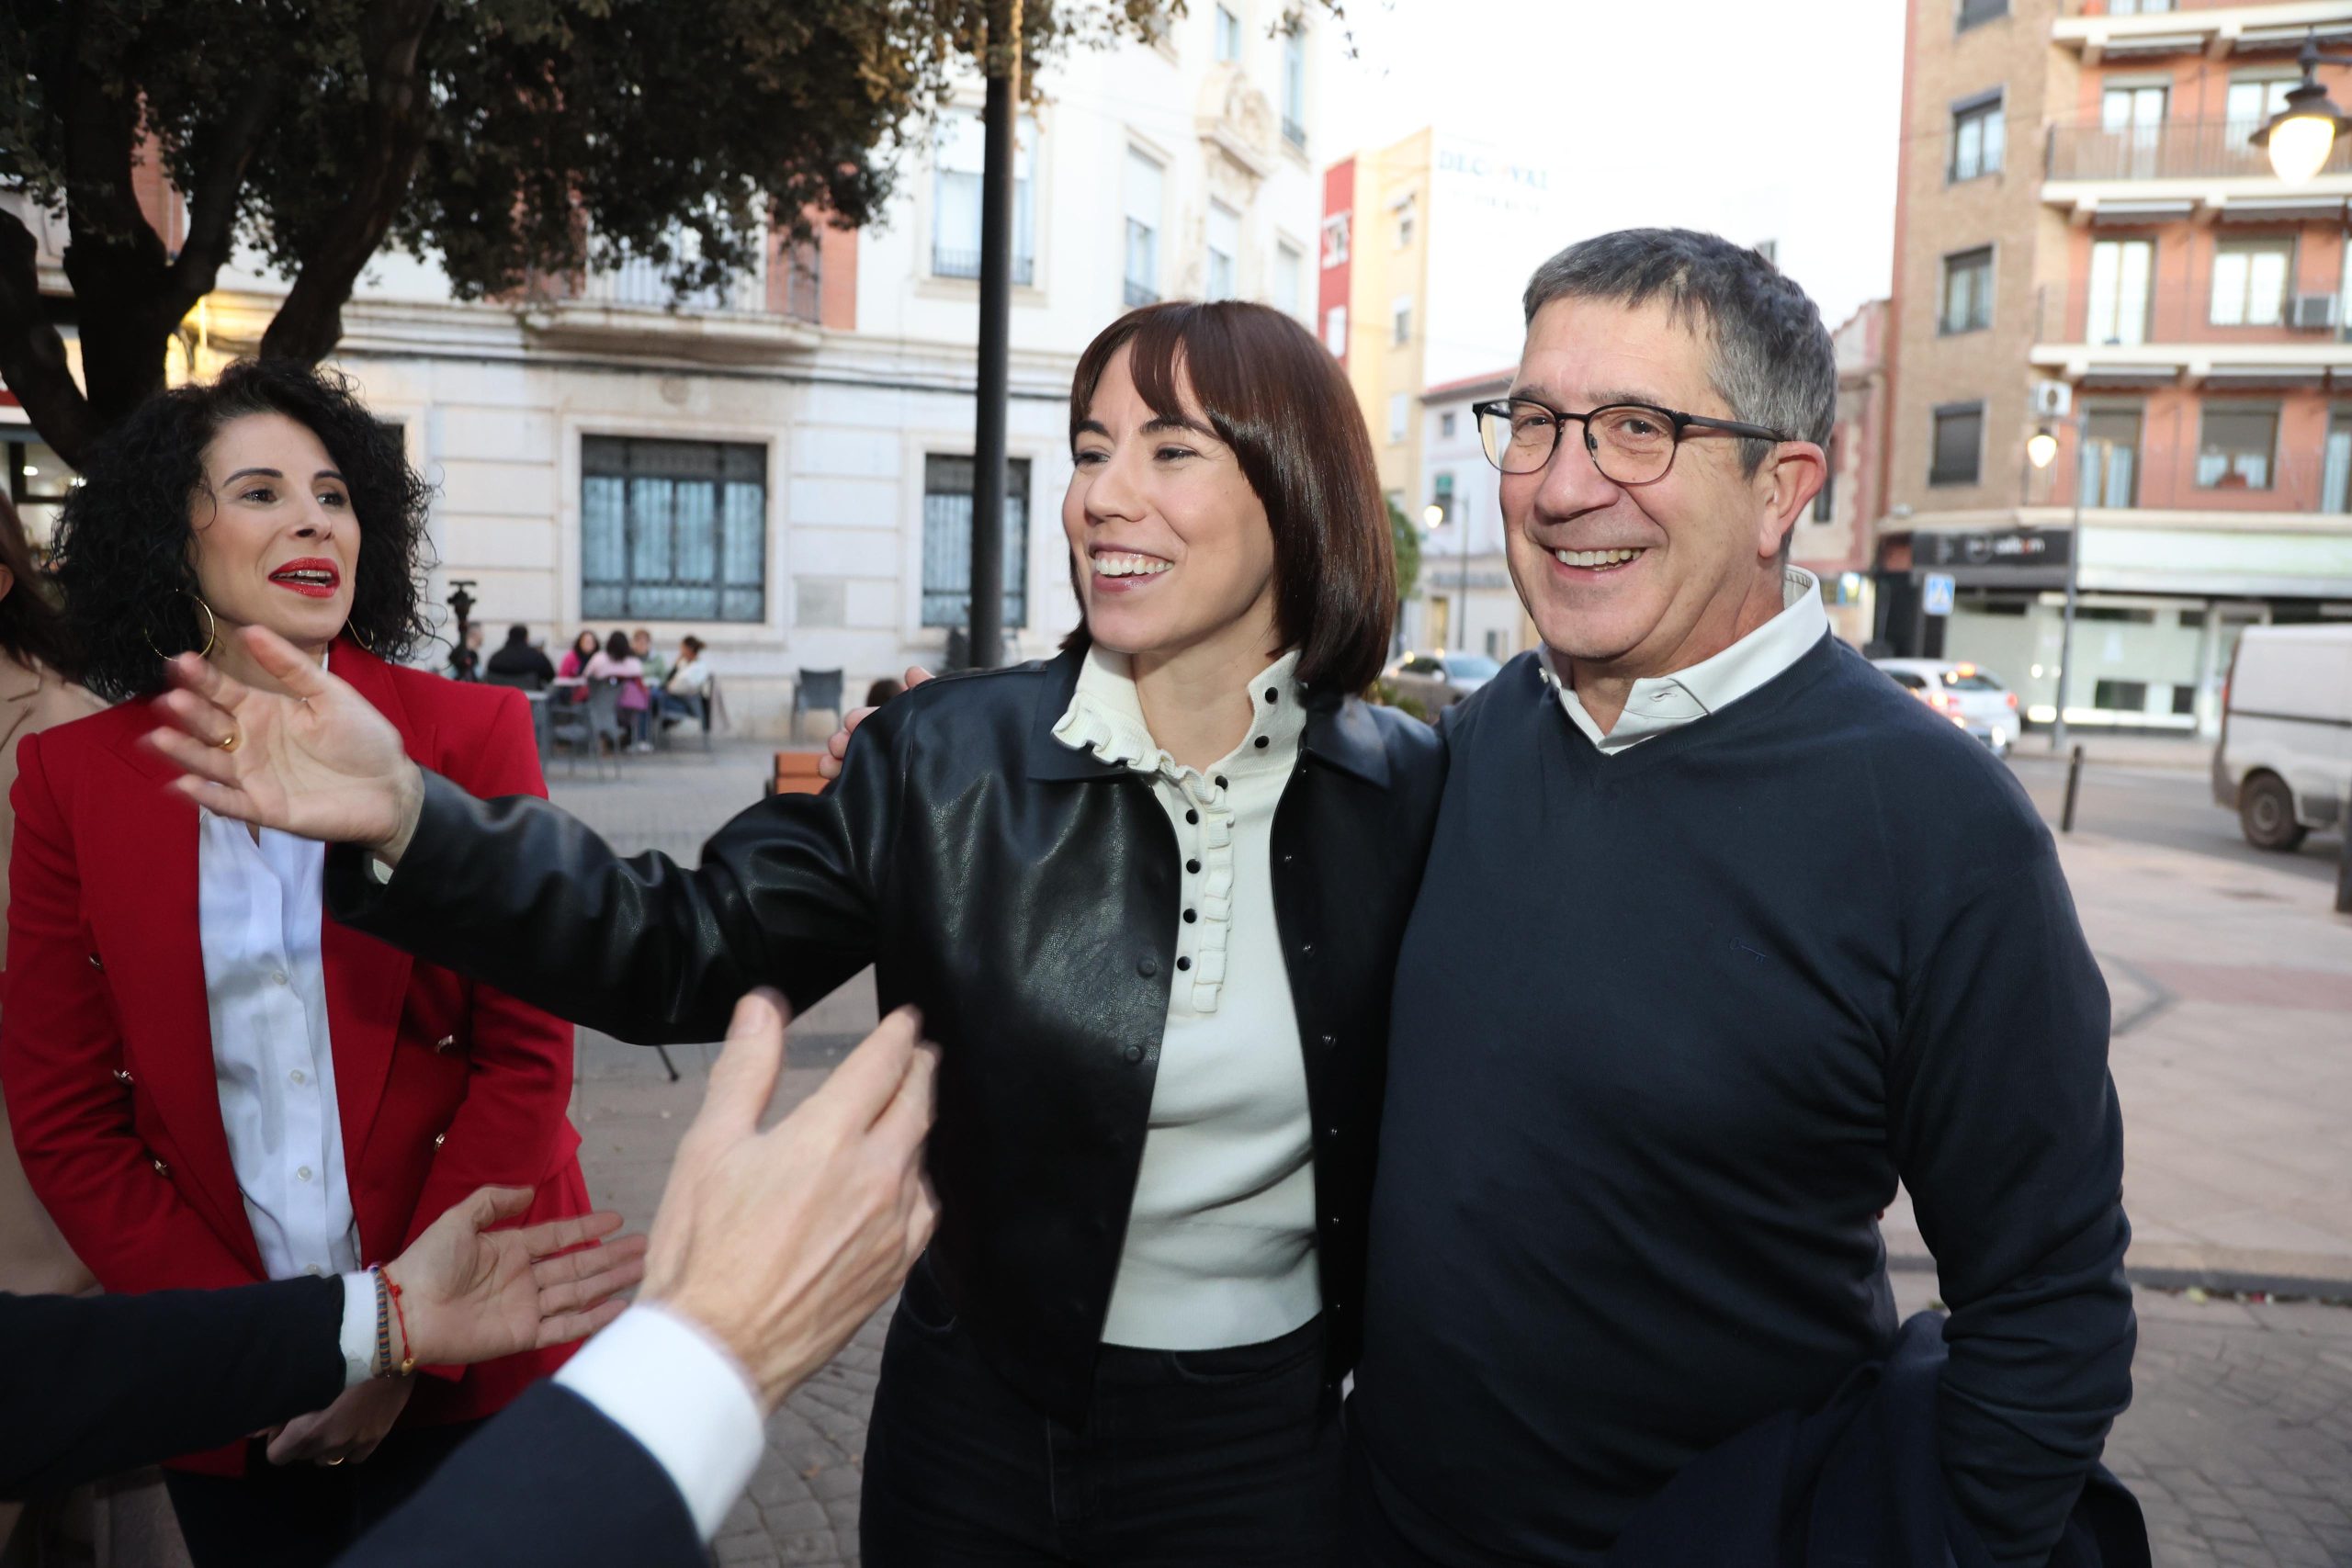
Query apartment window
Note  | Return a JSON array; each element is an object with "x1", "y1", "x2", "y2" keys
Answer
[
  {"x1": 2086, "y1": 239, "x2": 2154, "y2": 346},
  {"x1": 2326, "y1": 412, "x2": 2352, "y2": 513},
  {"x1": 1214, "y1": 4, "x2": 1241, "y2": 62},
  {"x1": 1929, "y1": 402, "x2": 1984, "y2": 487},
  {"x1": 922, "y1": 455, "x2": 1031, "y2": 628},
  {"x1": 2082, "y1": 408, "x2": 2142, "y2": 507},
  {"x1": 1939, "y1": 247, "x2": 1994, "y2": 334},
  {"x1": 2092, "y1": 680, "x2": 2149, "y2": 713},
  {"x1": 1392, "y1": 293, "x2": 1413, "y2": 346},
  {"x1": 1320, "y1": 211, "x2": 1349, "y2": 267},
  {"x1": 1387, "y1": 392, "x2": 1408, "y2": 445},
  {"x1": 581, "y1": 437, "x2": 766, "y2": 621},
  {"x1": 1205, "y1": 201, "x2": 1240, "y2": 301},
  {"x1": 1439, "y1": 411, "x2": 1457, "y2": 439},
  {"x1": 2211, "y1": 237, "x2": 2293, "y2": 327},
  {"x1": 1394, "y1": 196, "x2": 1415, "y2": 250},
  {"x1": 1124, "y1": 149, "x2": 1163, "y2": 308},
  {"x1": 933, "y1": 112, "x2": 1035, "y2": 284},
  {"x1": 1282, "y1": 28, "x2": 1307, "y2": 148},
  {"x1": 1324, "y1": 304, "x2": 1347, "y2": 357},
  {"x1": 1956, "y1": 0, "x2": 2007, "y2": 30},
  {"x1": 2101, "y1": 84, "x2": 2166, "y2": 134},
  {"x1": 1950, "y1": 93, "x2": 2004, "y2": 182},
  {"x1": 1430, "y1": 469, "x2": 1455, "y2": 525},
  {"x1": 2197, "y1": 405, "x2": 2278, "y2": 490},
  {"x1": 1273, "y1": 240, "x2": 1304, "y2": 317},
  {"x1": 2225, "y1": 77, "x2": 2297, "y2": 139}
]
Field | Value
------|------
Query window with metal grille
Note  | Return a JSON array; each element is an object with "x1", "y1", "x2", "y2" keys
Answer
[
  {"x1": 1929, "y1": 403, "x2": 1984, "y2": 487},
  {"x1": 922, "y1": 455, "x2": 1031, "y2": 629},
  {"x1": 1940, "y1": 247, "x2": 1994, "y2": 334},
  {"x1": 581, "y1": 437, "x2": 766, "y2": 621}
]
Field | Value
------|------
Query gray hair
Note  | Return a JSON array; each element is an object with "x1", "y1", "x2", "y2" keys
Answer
[{"x1": 1521, "y1": 228, "x2": 1836, "y2": 476}]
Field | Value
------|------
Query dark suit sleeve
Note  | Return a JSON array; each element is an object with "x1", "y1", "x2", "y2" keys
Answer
[
  {"x1": 0, "y1": 1277, "x2": 345, "y2": 1496},
  {"x1": 1888, "y1": 841, "x2": 2136, "y2": 1564},
  {"x1": 332, "y1": 1382, "x2": 702, "y2": 1568},
  {"x1": 322, "y1": 706, "x2": 904, "y2": 1044}
]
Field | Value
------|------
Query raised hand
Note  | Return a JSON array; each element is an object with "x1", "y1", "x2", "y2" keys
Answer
[
  {"x1": 643, "y1": 990, "x2": 939, "y2": 1412},
  {"x1": 390, "y1": 1186, "x2": 648, "y2": 1368},
  {"x1": 816, "y1": 665, "x2": 933, "y2": 781},
  {"x1": 141, "y1": 626, "x2": 427, "y2": 860}
]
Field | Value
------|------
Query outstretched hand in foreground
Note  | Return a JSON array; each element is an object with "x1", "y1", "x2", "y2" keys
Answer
[{"x1": 144, "y1": 626, "x2": 429, "y2": 863}]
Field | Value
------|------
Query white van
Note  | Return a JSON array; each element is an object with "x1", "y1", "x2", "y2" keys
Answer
[{"x1": 2212, "y1": 625, "x2": 2352, "y2": 851}]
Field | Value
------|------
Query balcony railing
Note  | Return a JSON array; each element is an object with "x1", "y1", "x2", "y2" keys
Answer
[
  {"x1": 2033, "y1": 446, "x2": 2351, "y2": 515},
  {"x1": 580, "y1": 253, "x2": 769, "y2": 313},
  {"x1": 932, "y1": 247, "x2": 1036, "y2": 286},
  {"x1": 2046, "y1": 117, "x2": 2352, "y2": 182},
  {"x1": 2033, "y1": 280, "x2": 2352, "y2": 345}
]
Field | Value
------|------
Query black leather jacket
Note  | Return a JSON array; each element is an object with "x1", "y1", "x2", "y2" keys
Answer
[{"x1": 325, "y1": 643, "x2": 1445, "y2": 1424}]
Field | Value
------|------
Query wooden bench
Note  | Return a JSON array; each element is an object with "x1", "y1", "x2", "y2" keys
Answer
[{"x1": 767, "y1": 750, "x2": 829, "y2": 797}]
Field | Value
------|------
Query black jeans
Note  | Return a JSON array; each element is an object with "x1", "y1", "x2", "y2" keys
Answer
[
  {"x1": 163, "y1": 1422, "x2": 479, "y2": 1568},
  {"x1": 862, "y1": 1258, "x2": 1343, "y2": 1566}
]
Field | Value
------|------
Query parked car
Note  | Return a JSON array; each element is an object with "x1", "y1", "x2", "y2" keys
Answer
[
  {"x1": 2212, "y1": 624, "x2": 2352, "y2": 852},
  {"x1": 1871, "y1": 658, "x2": 2021, "y2": 756},
  {"x1": 1385, "y1": 649, "x2": 1502, "y2": 714}
]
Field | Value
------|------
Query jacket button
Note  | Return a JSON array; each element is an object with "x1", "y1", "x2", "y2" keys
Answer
[
  {"x1": 1185, "y1": 859, "x2": 1201, "y2": 874},
  {"x1": 112, "y1": 1067, "x2": 132, "y2": 1086},
  {"x1": 1254, "y1": 736, "x2": 1271, "y2": 750},
  {"x1": 1183, "y1": 908, "x2": 1197, "y2": 923},
  {"x1": 1215, "y1": 775, "x2": 1228, "y2": 790},
  {"x1": 433, "y1": 1132, "x2": 447, "y2": 1148},
  {"x1": 1176, "y1": 957, "x2": 1192, "y2": 972},
  {"x1": 1325, "y1": 1125, "x2": 1340, "y2": 1139},
  {"x1": 87, "y1": 953, "x2": 103, "y2": 971},
  {"x1": 1321, "y1": 1033, "x2": 1337, "y2": 1049},
  {"x1": 1282, "y1": 853, "x2": 1295, "y2": 865},
  {"x1": 1125, "y1": 1044, "x2": 1145, "y2": 1064},
  {"x1": 1300, "y1": 942, "x2": 1316, "y2": 958},
  {"x1": 1266, "y1": 688, "x2": 1280, "y2": 704},
  {"x1": 435, "y1": 1034, "x2": 456, "y2": 1053},
  {"x1": 1136, "y1": 956, "x2": 1159, "y2": 978},
  {"x1": 1185, "y1": 809, "x2": 1199, "y2": 825},
  {"x1": 151, "y1": 1157, "x2": 169, "y2": 1178}
]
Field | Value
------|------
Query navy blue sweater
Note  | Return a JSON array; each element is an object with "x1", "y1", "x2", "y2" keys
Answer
[{"x1": 1351, "y1": 636, "x2": 2134, "y2": 1566}]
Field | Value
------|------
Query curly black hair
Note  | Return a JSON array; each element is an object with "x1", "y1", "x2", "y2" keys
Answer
[{"x1": 51, "y1": 358, "x2": 435, "y2": 702}]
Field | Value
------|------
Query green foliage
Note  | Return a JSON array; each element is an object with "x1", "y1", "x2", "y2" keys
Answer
[{"x1": 1387, "y1": 495, "x2": 1421, "y2": 604}]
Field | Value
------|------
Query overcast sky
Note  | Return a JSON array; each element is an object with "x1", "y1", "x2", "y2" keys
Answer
[{"x1": 1320, "y1": 0, "x2": 1909, "y2": 335}]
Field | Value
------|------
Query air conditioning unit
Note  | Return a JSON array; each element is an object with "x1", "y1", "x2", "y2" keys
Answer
[
  {"x1": 2030, "y1": 380, "x2": 2074, "y2": 419},
  {"x1": 2291, "y1": 293, "x2": 2340, "y2": 331}
]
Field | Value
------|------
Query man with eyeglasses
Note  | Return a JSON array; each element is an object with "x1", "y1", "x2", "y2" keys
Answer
[{"x1": 1345, "y1": 230, "x2": 2136, "y2": 1566}]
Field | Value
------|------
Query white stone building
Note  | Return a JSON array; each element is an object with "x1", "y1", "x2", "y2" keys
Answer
[{"x1": 4, "y1": 5, "x2": 1333, "y2": 733}]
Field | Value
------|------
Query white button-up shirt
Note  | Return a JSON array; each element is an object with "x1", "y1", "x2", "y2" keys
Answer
[
  {"x1": 1052, "y1": 646, "x2": 1321, "y2": 1350},
  {"x1": 198, "y1": 813, "x2": 360, "y2": 1282},
  {"x1": 1539, "y1": 565, "x2": 1831, "y2": 752}
]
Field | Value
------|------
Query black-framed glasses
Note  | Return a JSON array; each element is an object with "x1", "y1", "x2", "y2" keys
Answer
[{"x1": 1471, "y1": 397, "x2": 1794, "y2": 485}]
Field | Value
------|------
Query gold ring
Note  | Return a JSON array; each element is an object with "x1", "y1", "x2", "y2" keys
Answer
[
  {"x1": 322, "y1": 1456, "x2": 345, "y2": 1466},
  {"x1": 217, "y1": 726, "x2": 241, "y2": 754}
]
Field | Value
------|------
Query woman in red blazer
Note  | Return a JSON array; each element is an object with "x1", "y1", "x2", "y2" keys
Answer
[{"x1": 0, "y1": 361, "x2": 592, "y2": 1568}]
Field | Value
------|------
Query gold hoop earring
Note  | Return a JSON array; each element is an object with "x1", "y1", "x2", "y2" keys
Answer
[{"x1": 143, "y1": 592, "x2": 218, "y2": 663}]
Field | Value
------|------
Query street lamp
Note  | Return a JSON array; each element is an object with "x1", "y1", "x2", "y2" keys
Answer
[
  {"x1": 2252, "y1": 29, "x2": 2352, "y2": 184},
  {"x1": 1423, "y1": 502, "x2": 1469, "y2": 650},
  {"x1": 2028, "y1": 416, "x2": 2086, "y2": 753}
]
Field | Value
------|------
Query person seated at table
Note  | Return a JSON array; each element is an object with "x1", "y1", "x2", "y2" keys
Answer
[
  {"x1": 556, "y1": 630, "x2": 598, "y2": 705},
  {"x1": 657, "y1": 637, "x2": 710, "y2": 731},
  {"x1": 630, "y1": 630, "x2": 667, "y2": 692},
  {"x1": 582, "y1": 632, "x2": 651, "y2": 752},
  {"x1": 486, "y1": 626, "x2": 555, "y2": 688}
]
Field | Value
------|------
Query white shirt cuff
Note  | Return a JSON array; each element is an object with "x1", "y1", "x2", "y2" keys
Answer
[
  {"x1": 337, "y1": 1271, "x2": 376, "y2": 1388},
  {"x1": 553, "y1": 1303, "x2": 765, "y2": 1541}
]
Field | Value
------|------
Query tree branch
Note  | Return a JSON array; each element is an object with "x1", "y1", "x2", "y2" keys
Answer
[
  {"x1": 0, "y1": 207, "x2": 98, "y2": 469},
  {"x1": 166, "y1": 65, "x2": 286, "y2": 301},
  {"x1": 260, "y1": 0, "x2": 440, "y2": 363}
]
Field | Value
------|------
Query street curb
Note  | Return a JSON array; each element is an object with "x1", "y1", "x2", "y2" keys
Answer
[{"x1": 1890, "y1": 1248, "x2": 2352, "y2": 1303}]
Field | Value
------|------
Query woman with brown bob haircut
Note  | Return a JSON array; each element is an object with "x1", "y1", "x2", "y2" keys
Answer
[{"x1": 139, "y1": 299, "x2": 1448, "y2": 1563}]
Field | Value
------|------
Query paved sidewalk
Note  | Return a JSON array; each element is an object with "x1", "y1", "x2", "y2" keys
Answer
[{"x1": 554, "y1": 745, "x2": 2352, "y2": 1568}]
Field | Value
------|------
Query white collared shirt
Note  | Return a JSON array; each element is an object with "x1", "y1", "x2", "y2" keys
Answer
[
  {"x1": 1539, "y1": 565, "x2": 1831, "y2": 752},
  {"x1": 1051, "y1": 646, "x2": 1321, "y2": 1350},
  {"x1": 198, "y1": 814, "x2": 361, "y2": 1283}
]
